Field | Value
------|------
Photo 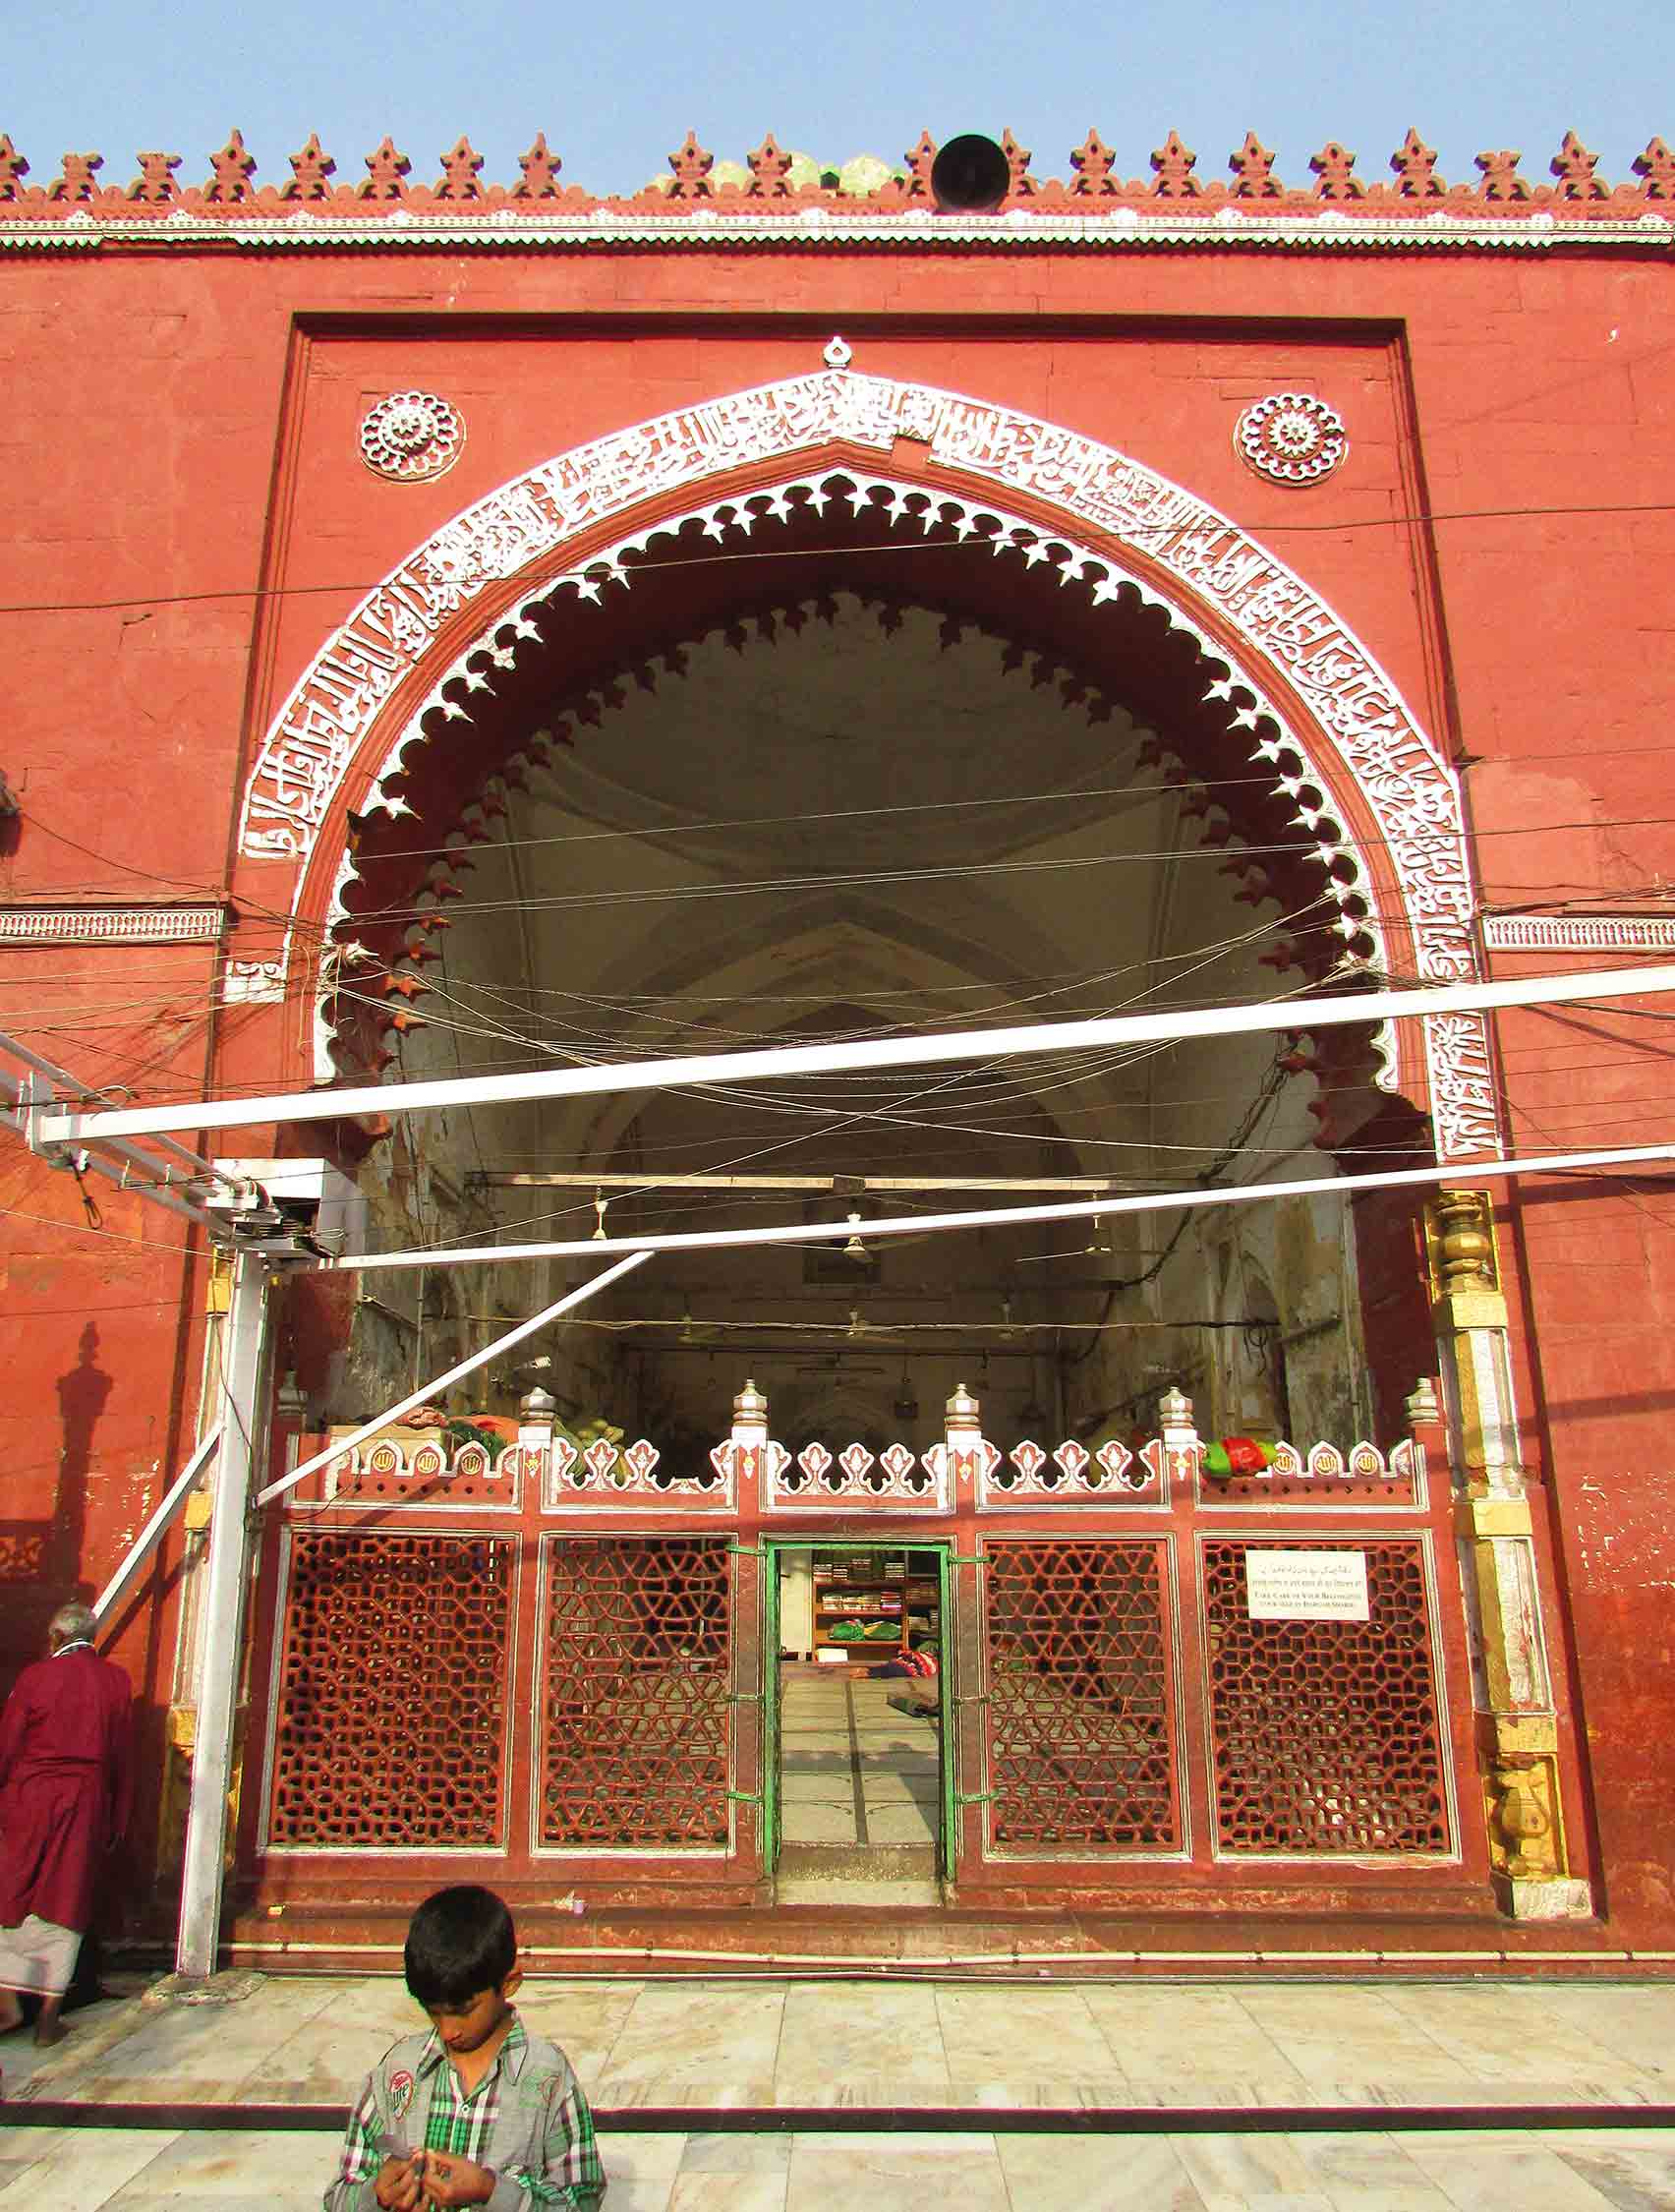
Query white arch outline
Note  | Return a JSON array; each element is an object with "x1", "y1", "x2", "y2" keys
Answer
[{"x1": 238, "y1": 369, "x2": 1495, "y2": 1161}]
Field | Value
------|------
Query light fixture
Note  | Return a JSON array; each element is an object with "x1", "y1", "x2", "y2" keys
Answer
[
  {"x1": 842, "y1": 1209, "x2": 870, "y2": 1261},
  {"x1": 894, "y1": 1356, "x2": 919, "y2": 1425},
  {"x1": 592, "y1": 1192, "x2": 608, "y2": 1241},
  {"x1": 999, "y1": 1296, "x2": 1014, "y2": 1340},
  {"x1": 678, "y1": 1309, "x2": 696, "y2": 1345}
]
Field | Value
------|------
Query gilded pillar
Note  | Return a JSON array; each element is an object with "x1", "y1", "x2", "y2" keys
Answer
[{"x1": 1425, "y1": 1188, "x2": 1589, "y2": 1918}]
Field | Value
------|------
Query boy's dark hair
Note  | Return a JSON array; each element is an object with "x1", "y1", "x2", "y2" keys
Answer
[{"x1": 404, "y1": 1885, "x2": 517, "y2": 2008}]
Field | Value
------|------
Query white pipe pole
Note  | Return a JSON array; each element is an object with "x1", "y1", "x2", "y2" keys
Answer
[
  {"x1": 92, "y1": 1427, "x2": 221, "y2": 1630},
  {"x1": 254, "y1": 1249, "x2": 652, "y2": 1506},
  {"x1": 335, "y1": 1140, "x2": 1675, "y2": 1275},
  {"x1": 177, "y1": 1249, "x2": 270, "y2": 1980},
  {"x1": 30, "y1": 961, "x2": 1675, "y2": 1146}
]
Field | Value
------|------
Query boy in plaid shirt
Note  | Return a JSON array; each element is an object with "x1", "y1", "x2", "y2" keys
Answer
[{"x1": 324, "y1": 1885, "x2": 606, "y2": 2210}]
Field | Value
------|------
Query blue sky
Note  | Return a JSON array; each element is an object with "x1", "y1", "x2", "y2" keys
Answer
[{"x1": 2, "y1": 0, "x2": 1666, "y2": 200}]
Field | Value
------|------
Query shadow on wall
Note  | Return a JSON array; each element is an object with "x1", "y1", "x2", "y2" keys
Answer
[
  {"x1": 2, "y1": 1322, "x2": 110, "y2": 1687},
  {"x1": 52, "y1": 1320, "x2": 112, "y2": 1588}
]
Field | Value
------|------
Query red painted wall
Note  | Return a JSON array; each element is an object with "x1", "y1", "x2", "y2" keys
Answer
[{"x1": 3, "y1": 223, "x2": 1674, "y2": 1938}]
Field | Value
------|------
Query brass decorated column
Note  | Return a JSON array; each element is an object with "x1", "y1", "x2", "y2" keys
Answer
[{"x1": 1426, "y1": 1188, "x2": 1589, "y2": 1918}]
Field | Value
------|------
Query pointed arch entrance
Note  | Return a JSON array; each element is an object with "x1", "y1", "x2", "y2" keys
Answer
[
  {"x1": 235, "y1": 368, "x2": 1495, "y2": 1163},
  {"x1": 232, "y1": 372, "x2": 1527, "y2": 1938}
]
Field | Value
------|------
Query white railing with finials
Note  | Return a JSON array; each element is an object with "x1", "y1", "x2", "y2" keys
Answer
[{"x1": 303, "y1": 1376, "x2": 1428, "y2": 1516}]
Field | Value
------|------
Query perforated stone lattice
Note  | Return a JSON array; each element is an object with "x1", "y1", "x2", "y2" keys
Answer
[
  {"x1": 984, "y1": 1539, "x2": 1180, "y2": 1849},
  {"x1": 266, "y1": 1531, "x2": 513, "y2": 1847},
  {"x1": 540, "y1": 1535, "x2": 730, "y2": 1848},
  {"x1": 1204, "y1": 1539, "x2": 1450, "y2": 1854}
]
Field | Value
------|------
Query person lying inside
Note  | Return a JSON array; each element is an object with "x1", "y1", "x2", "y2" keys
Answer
[{"x1": 864, "y1": 1637, "x2": 940, "y2": 1717}]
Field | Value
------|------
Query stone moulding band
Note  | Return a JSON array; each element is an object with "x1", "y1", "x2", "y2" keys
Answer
[
  {"x1": 0, "y1": 904, "x2": 226, "y2": 945},
  {"x1": 2, "y1": 212, "x2": 1674, "y2": 255},
  {"x1": 1482, "y1": 914, "x2": 1675, "y2": 955}
]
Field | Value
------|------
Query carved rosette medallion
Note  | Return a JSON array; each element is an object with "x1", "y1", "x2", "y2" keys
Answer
[
  {"x1": 1236, "y1": 392, "x2": 1348, "y2": 486},
  {"x1": 359, "y1": 390, "x2": 466, "y2": 483}
]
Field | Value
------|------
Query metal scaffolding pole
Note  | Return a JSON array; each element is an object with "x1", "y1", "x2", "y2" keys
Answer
[
  {"x1": 176, "y1": 1248, "x2": 271, "y2": 1980},
  {"x1": 31, "y1": 960, "x2": 1675, "y2": 1147},
  {"x1": 332, "y1": 1138, "x2": 1675, "y2": 1275},
  {"x1": 256, "y1": 1250, "x2": 652, "y2": 1507},
  {"x1": 91, "y1": 1427, "x2": 221, "y2": 1633}
]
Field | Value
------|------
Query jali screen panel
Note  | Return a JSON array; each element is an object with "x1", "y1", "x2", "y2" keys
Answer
[
  {"x1": 539, "y1": 1534, "x2": 730, "y2": 1848},
  {"x1": 266, "y1": 1531, "x2": 514, "y2": 1848},
  {"x1": 984, "y1": 1538, "x2": 1180, "y2": 1849},
  {"x1": 1204, "y1": 1539, "x2": 1451, "y2": 1854}
]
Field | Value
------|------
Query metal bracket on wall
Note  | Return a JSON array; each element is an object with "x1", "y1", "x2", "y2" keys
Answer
[
  {"x1": 725, "y1": 1788, "x2": 763, "y2": 1806},
  {"x1": 947, "y1": 1553, "x2": 989, "y2": 1568},
  {"x1": 953, "y1": 1789, "x2": 995, "y2": 1806}
]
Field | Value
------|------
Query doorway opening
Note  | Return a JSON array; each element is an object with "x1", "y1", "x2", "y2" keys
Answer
[{"x1": 764, "y1": 1540, "x2": 952, "y2": 1905}]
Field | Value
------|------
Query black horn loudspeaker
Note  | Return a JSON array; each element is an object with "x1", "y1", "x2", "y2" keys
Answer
[{"x1": 930, "y1": 134, "x2": 1011, "y2": 212}]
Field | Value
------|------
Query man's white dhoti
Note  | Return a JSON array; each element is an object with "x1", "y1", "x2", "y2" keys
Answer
[{"x1": 0, "y1": 1912, "x2": 81, "y2": 1997}]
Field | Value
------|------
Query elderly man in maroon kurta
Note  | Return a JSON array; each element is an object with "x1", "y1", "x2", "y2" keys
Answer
[{"x1": 0, "y1": 1601, "x2": 133, "y2": 2046}]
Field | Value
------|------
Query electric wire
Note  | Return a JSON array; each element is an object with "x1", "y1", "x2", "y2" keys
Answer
[{"x1": 4, "y1": 493, "x2": 1675, "y2": 622}]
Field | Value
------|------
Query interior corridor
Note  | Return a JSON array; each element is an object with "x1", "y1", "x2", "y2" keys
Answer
[{"x1": 777, "y1": 1665, "x2": 942, "y2": 1900}]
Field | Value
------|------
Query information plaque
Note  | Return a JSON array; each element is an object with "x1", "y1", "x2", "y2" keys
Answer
[{"x1": 1244, "y1": 1548, "x2": 1369, "y2": 1621}]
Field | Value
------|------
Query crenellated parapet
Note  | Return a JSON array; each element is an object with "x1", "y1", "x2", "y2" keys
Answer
[{"x1": 1, "y1": 126, "x2": 1673, "y2": 245}]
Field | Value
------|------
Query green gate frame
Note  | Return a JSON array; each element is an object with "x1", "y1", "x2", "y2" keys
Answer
[{"x1": 760, "y1": 1537, "x2": 954, "y2": 1880}]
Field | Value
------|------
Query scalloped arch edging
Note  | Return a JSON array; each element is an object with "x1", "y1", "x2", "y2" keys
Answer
[{"x1": 238, "y1": 367, "x2": 1496, "y2": 1163}]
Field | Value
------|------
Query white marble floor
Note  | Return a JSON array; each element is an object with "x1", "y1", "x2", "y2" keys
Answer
[
  {"x1": 779, "y1": 1668, "x2": 940, "y2": 1851},
  {"x1": 6, "y1": 2121, "x2": 1671, "y2": 2212},
  {"x1": 1, "y1": 1972, "x2": 1673, "y2": 2208}
]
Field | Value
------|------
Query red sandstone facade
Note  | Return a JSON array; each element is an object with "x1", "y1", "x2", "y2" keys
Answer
[{"x1": 3, "y1": 124, "x2": 1674, "y2": 1967}]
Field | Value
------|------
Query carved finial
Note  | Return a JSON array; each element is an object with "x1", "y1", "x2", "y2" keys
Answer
[
  {"x1": 204, "y1": 129, "x2": 257, "y2": 204},
  {"x1": 823, "y1": 333, "x2": 852, "y2": 369},
  {"x1": 49, "y1": 150, "x2": 103, "y2": 203},
  {"x1": 360, "y1": 136, "x2": 412, "y2": 202},
  {"x1": 1228, "y1": 131, "x2": 1282, "y2": 198},
  {"x1": 1309, "y1": 141, "x2": 1363, "y2": 200},
  {"x1": 746, "y1": 131, "x2": 794, "y2": 196},
  {"x1": 1001, "y1": 127, "x2": 1036, "y2": 199},
  {"x1": 0, "y1": 136, "x2": 29, "y2": 200},
  {"x1": 945, "y1": 1380, "x2": 981, "y2": 1433},
  {"x1": 1405, "y1": 1376, "x2": 1442, "y2": 1428},
  {"x1": 1474, "y1": 148, "x2": 1531, "y2": 202},
  {"x1": 1550, "y1": 128, "x2": 1606, "y2": 201},
  {"x1": 902, "y1": 130, "x2": 937, "y2": 198},
  {"x1": 128, "y1": 151, "x2": 182, "y2": 204},
  {"x1": 1633, "y1": 136, "x2": 1675, "y2": 199},
  {"x1": 513, "y1": 132, "x2": 561, "y2": 199},
  {"x1": 435, "y1": 136, "x2": 485, "y2": 201},
  {"x1": 1069, "y1": 128, "x2": 1117, "y2": 196},
  {"x1": 518, "y1": 1383, "x2": 556, "y2": 1427},
  {"x1": 1390, "y1": 128, "x2": 1444, "y2": 198},
  {"x1": 1157, "y1": 1383, "x2": 1195, "y2": 1432},
  {"x1": 282, "y1": 133, "x2": 336, "y2": 202},
  {"x1": 1430, "y1": 1188, "x2": 1499, "y2": 1295},
  {"x1": 666, "y1": 130, "x2": 714, "y2": 197},
  {"x1": 1149, "y1": 129, "x2": 1200, "y2": 199}
]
